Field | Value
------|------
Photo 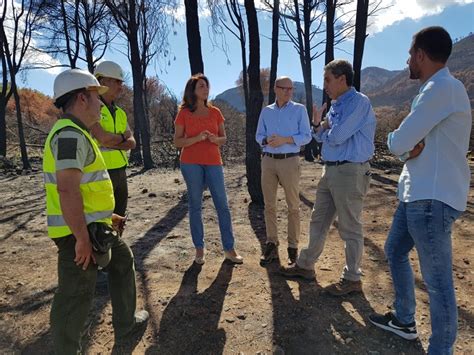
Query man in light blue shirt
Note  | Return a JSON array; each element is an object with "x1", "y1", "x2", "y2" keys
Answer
[
  {"x1": 369, "y1": 27, "x2": 471, "y2": 354},
  {"x1": 280, "y1": 60, "x2": 376, "y2": 297},
  {"x1": 256, "y1": 76, "x2": 312, "y2": 266}
]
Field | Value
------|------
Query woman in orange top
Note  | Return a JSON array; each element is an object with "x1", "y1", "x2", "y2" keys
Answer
[{"x1": 174, "y1": 74, "x2": 243, "y2": 265}]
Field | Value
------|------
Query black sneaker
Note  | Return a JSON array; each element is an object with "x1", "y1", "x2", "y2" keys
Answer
[
  {"x1": 287, "y1": 247, "x2": 298, "y2": 265},
  {"x1": 369, "y1": 312, "x2": 418, "y2": 340},
  {"x1": 260, "y1": 242, "x2": 279, "y2": 266}
]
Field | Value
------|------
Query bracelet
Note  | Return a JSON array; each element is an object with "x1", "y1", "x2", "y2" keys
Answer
[{"x1": 120, "y1": 133, "x2": 127, "y2": 143}]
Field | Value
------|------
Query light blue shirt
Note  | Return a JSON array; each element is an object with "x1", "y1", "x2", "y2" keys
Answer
[
  {"x1": 314, "y1": 87, "x2": 376, "y2": 162},
  {"x1": 387, "y1": 67, "x2": 471, "y2": 211},
  {"x1": 256, "y1": 100, "x2": 312, "y2": 153}
]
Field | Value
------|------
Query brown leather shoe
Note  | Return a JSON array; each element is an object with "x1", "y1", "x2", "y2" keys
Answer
[
  {"x1": 287, "y1": 247, "x2": 298, "y2": 265},
  {"x1": 279, "y1": 264, "x2": 315, "y2": 280},
  {"x1": 260, "y1": 243, "x2": 279, "y2": 266},
  {"x1": 325, "y1": 278, "x2": 362, "y2": 296}
]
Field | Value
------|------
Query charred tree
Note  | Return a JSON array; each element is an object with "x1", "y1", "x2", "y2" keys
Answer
[
  {"x1": 353, "y1": 0, "x2": 369, "y2": 91},
  {"x1": 184, "y1": 0, "x2": 204, "y2": 74},
  {"x1": 244, "y1": 0, "x2": 264, "y2": 204},
  {"x1": 268, "y1": 0, "x2": 279, "y2": 105}
]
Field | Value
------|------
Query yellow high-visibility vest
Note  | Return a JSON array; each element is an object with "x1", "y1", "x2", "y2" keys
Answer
[
  {"x1": 97, "y1": 104, "x2": 129, "y2": 169},
  {"x1": 43, "y1": 118, "x2": 115, "y2": 238}
]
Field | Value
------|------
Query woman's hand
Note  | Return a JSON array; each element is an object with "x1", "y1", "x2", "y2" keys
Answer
[
  {"x1": 207, "y1": 133, "x2": 220, "y2": 145},
  {"x1": 197, "y1": 130, "x2": 211, "y2": 141}
]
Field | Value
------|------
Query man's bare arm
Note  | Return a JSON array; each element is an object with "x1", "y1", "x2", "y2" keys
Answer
[{"x1": 57, "y1": 168, "x2": 95, "y2": 270}]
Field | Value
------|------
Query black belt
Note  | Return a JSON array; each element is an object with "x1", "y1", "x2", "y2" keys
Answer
[
  {"x1": 324, "y1": 160, "x2": 350, "y2": 166},
  {"x1": 263, "y1": 152, "x2": 299, "y2": 159},
  {"x1": 324, "y1": 160, "x2": 368, "y2": 166}
]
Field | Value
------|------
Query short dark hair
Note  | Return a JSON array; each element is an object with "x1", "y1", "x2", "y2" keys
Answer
[
  {"x1": 412, "y1": 26, "x2": 452, "y2": 63},
  {"x1": 54, "y1": 88, "x2": 90, "y2": 111},
  {"x1": 324, "y1": 59, "x2": 354, "y2": 86}
]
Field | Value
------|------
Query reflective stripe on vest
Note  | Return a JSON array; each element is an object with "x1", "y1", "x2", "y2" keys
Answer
[
  {"x1": 44, "y1": 170, "x2": 110, "y2": 184},
  {"x1": 43, "y1": 118, "x2": 115, "y2": 238},
  {"x1": 47, "y1": 210, "x2": 114, "y2": 227},
  {"x1": 97, "y1": 105, "x2": 129, "y2": 169}
]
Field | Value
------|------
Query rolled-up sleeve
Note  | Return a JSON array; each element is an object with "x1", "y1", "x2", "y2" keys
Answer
[{"x1": 388, "y1": 81, "x2": 453, "y2": 156}]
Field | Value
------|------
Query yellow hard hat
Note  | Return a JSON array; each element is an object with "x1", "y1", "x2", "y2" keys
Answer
[
  {"x1": 94, "y1": 61, "x2": 125, "y2": 81},
  {"x1": 54, "y1": 69, "x2": 108, "y2": 102}
]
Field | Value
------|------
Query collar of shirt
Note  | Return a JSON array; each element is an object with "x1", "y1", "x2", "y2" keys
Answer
[
  {"x1": 271, "y1": 100, "x2": 293, "y2": 110},
  {"x1": 100, "y1": 96, "x2": 117, "y2": 115},
  {"x1": 329, "y1": 87, "x2": 356, "y2": 124},
  {"x1": 331, "y1": 87, "x2": 356, "y2": 108},
  {"x1": 418, "y1": 67, "x2": 449, "y2": 94},
  {"x1": 61, "y1": 113, "x2": 89, "y2": 132}
]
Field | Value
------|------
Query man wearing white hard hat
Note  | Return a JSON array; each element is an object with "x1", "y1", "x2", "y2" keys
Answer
[
  {"x1": 92, "y1": 60, "x2": 135, "y2": 217},
  {"x1": 43, "y1": 68, "x2": 148, "y2": 354}
]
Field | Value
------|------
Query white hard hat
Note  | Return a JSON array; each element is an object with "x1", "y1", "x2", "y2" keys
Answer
[
  {"x1": 94, "y1": 61, "x2": 125, "y2": 81},
  {"x1": 54, "y1": 69, "x2": 108, "y2": 102}
]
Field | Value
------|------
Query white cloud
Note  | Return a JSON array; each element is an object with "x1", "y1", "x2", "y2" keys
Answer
[
  {"x1": 366, "y1": 0, "x2": 474, "y2": 34},
  {"x1": 3, "y1": 1, "x2": 62, "y2": 75}
]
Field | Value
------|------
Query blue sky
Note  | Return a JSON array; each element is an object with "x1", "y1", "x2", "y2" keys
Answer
[{"x1": 20, "y1": 1, "x2": 474, "y2": 99}]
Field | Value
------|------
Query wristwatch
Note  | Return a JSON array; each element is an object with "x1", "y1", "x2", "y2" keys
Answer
[{"x1": 311, "y1": 122, "x2": 321, "y2": 133}]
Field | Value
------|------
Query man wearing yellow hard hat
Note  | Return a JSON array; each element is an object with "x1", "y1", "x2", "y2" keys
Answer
[
  {"x1": 91, "y1": 61, "x2": 135, "y2": 217},
  {"x1": 43, "y1": 68, "x2": 147, "y2": 354}
]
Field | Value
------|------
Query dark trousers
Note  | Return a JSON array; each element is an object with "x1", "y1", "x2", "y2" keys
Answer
[
  {"x1": 50, "y1": 235, "x2": 137, "y2": 354},
  {"x1": 108, "y1": 167, "x2": 128, "y2": 216}
]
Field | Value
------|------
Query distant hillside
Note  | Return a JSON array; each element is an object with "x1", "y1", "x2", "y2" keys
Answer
[
  {"x1": 215, "y1": 81, "x2": 324, "y2": 112},
  {"x1": 368, "y1": 34, "x2": 474, "y2": 107},
  {"x1": 361, "y1": 67, "x2": 402, "y2": 93}
]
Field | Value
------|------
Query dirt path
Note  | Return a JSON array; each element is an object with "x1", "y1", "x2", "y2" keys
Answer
[{"x1": 1, "y1": 161, "x2": 473, "y2": 354}]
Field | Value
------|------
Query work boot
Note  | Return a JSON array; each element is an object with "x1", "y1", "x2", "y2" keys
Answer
[
  {"x1": 279, "y1": 263, "x2": 316, "y2": 280},
  {"x1": 325, "y1": 278, "x2": 362, "y2": 296},
  {"x1": 260, "y1": 242, "x2": 278, "y2": 266},
  {"x1": 287, "y1": 247, "x2": 298, "y2": 265},
  {"x1": 115, "y1": 310, "x2": 149, "y2": 345}
]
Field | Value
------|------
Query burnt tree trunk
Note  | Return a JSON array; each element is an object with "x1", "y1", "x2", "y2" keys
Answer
[
  {"x1": 268, "y1": 0, "x2": 279, "y2": 105},
  {"x1": 11, "y1": 82, "x2": 30, "y2": 170},
  {"x1": 323, "y1": 0, "x2": 335, "y2": 107},
  {"x1": 244, "y1": 0, "x2": 263, "y2": 204},
  {"x1": 130, "y1": 36, "x2": 153, "y2": 168},
  {"x1": 0, "y1": 43, "x2": 12, "y2": 157},
  {"x1": 353, "y1": 0, "x2": 368, "y2": 92},
  {"x1": 184, "y1": 0, "x2": 204, "y2": 74}
]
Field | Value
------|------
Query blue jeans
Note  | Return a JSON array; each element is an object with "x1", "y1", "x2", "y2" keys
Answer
[
  {"x1": 180, "y1": 163, "x2": 235, "y2": 251},
  {"x1": 385, "y1": 200, "x2": 462, "y2": 355}
]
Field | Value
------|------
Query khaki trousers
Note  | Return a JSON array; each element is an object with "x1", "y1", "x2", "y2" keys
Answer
[
  {"x1": 297, "y1": 162, "x2": 371, "y2": 281},
  {"x1": 261, "y1": 155, "x2": 301, "y2": 248}
]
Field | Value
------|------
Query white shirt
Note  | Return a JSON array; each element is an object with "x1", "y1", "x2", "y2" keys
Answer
[{"x1": 388, "y1": 67, "x2": 472, "y2": 211}]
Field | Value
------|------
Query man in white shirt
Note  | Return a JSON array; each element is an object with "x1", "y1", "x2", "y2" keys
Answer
[{"x1": 369, "y1": 27, "x2": 472, "y2": 355}]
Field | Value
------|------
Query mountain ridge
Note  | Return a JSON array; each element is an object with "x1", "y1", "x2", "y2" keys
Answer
[{"x1": 214, "y1": 34, "x2": 473, "y2": 110}]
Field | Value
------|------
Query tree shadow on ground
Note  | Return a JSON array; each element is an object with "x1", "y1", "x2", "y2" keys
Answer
[
  {"x1": 20, "y1": 194, "x2": 189, "y2": 354},
  {"x1": 247, "y1": 202, "x2": 426, "y2": 354},
  {"x1": 146, "y1": 261, "x2": 234, "y2": 354}
]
